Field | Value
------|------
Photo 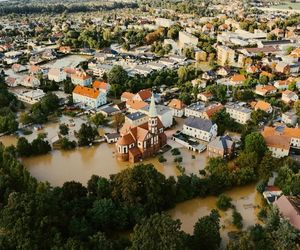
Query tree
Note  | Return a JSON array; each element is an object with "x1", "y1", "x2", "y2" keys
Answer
[
  {"x1": 244, "y1": 132, "x2": 267, "y2": 159},
  {"x1": 76, "y1": 123, "x2": 98, "y2": 146},
  {"x1": 192, "y1": 209, "x2": 221, "y2": 250},
  {"x1": 251, "y1": 109, "x2": 268, "y2": 125},
  {"x1": 232, "y1": 210, "x2": 243, "y2": 229},
  {"x1": 16, "y1": 137, "x2": 32, "y2": 157},
  {"x1": 112, "y1": 113, "x2": 124, "y2": 132},
  {"x1": 63, "y1": 80, "x2": 75, "y2": 94},
  {"x1": 90, "y1": 113, "x2": 108, "y2": 128},
  {"x1": 273, "y1": 219, "x2": 299, "y2": 249},
  {"x1": 290, "y1": 174, "x2": 300, "y2": 195},
  {"x1": 87, "y1": 175, "x2": 111, "y2": 198},
  {"x1": 110, "y1": 164, "x2": 175, "y2": 213},
  {"x1": 130, "y1": 213, "x2": 187, "y2": 250},
  {"x1": 108, "y1": 66, "x2": 128, "y2": 97},
  {"x1": 59, "y1": 123, "x2": 69, "y2": 135},
  {"x1": 31, "y1": 138, "x2": 51, "y2": 155},
  {"x1": 216, "y1": 194, "x2": 232, "y2": 211},
  {"x1": 61, "y1": 181, "x2": 87, "y2": 201},
  {"x1": 60, "y1": 137, "x2": 76, "y2": 150}
]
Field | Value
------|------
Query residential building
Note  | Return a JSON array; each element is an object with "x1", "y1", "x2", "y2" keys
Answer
[
  {"x1": 15, "y1": 89, "x2": 45, "y2": 104},
  {"x1": 72, "y1": 85, "x2": 106, "y2": 109},
  {"x1": 99, "y1": 106, "x2": 120, "y2": 117},
  {"x1": 262, "y1": 126, "x2": 300, "y2": 158},
  {"x1": 168, "y1": 99, "x2": 186, "y2": 117},
  {"x1": 178, "y1": 31, "x2": 198, "y2": 47},
  {"x1": 198, "y1": 91, "x2": 213, "y2": 102},
  {"x1": 230, "y1": 74, "x2": 246, "y2": 86},
  {"x1": 225, "y1": 103, "x2": 252, "y2": 124},
  {"x1": 125, "y1": 112, "x2": 148, "y2": 127},
  {"x1": 217, "y1": 45, "x2": 236, "y2": 66},
  {"x1": 104, "y1": 133, "x2": 120, "y2": 144},
  {"x1": 71, "y1": 71, "x2": 92, "y2": 86},
  {"x1": 185, "y1": 102, "x2": 223, "y2": 120},
  {"x1": 92, "y1": 80, "x2": 110, "y2": 93},
  {"x1": 20, "y1": 75, "x2": 40, "y2": 88},
  {"x1": 126, "y1": 99, "x2": 149, "y2": 113},
  {"x1": 207, "y1": 135, "x2": 235, "y2": 158},
  {"x1": 121, "y1": 92, "x2": 135, "y2": 102},
  {"x1": 48, "y1": 68, "x2": 67, "y2": 82},
  {"x1": 116, "y1": 95, "x2": 167, "y2": 163},
  {"x1": 275, "y1": 61, "x2": 290, "y2": 74},
  {"x1": 182, "y1": 116, "x2": 218, "y2": 142},
  {"x1": 282, "y1": 111, "x2": 298, "y2": 126},
  {"x1": 251, "y1": 100, "x2": 273, "y2": 114},
  {"x1": 255, "y1": 85, "x2": 277, "y2": 96},
  {"x1": 282, "y1": 90, "x2": 299, "y2": 104},
  {"x1": 274, "y1": 195, "x2": 300, "y2": 231},
  {"x1": 274, "y1": 80, "x2": 289, "y2": 90}
]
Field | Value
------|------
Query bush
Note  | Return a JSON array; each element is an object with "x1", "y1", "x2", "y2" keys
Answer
[
  {"x1": 199, "y1": 169, "x2": 206, "y2": 176},
  {"x1": 258, "y1": 207, "x2": 267, "y2": 221},
  {"x1": 216, "y1": 194, "x2": 232, "y2": 211},
  {"x1": 60, "y1": 137, "x2": 76, "y2": 150},
  {"x1": 174, "y1": 156, "x2": 183, "y2": 163},
  {"x1": 232, "y1": 209, "x2": 243, "y2": 229},
  {"x1": 158, "y1": 155, "x2": 167, "y2": 163},
  {"x1": 256, "y1": 180, "x2": 266, "y2": 193},
  {"x1": 171, "y1": 148, "x2": 180, "y2": 155}
]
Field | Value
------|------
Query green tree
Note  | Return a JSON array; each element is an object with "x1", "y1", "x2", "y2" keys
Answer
[
  {"x1": 16, "y1": 137, "x2": 32, "y2": 157},
  {"x1": 216, "y1": 194, "x2": 232, "y2": 211},
  {"x1": 59, "y1": 123, "x2": 69, "y2": 135},
  {"x1": 192, "y1": 209, "x2": 221, "y2": 250},
  {"x1": 244, "y1": 132, "x2": 267, "y2": 159},
  {"x1": 130, "y1": 213, "x2": 187, "y2": 250},
  {"x1": 90, "y1": 113, "x2": 108, "y2": 128},
  {"x1": 76, "y1": 123, "x2": 98, "y2": 146},
  {"x1": 232, "y1": 210, "x2": 243, "y2": 229}
]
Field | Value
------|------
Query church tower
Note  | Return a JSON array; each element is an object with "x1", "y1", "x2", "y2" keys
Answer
[{"x1": 148, "y1": 93, "x2": 158, "y2": 134}]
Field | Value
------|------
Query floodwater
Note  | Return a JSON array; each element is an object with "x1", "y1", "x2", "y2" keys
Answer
[
  {"x1": 167, "y1": 184, "x2": 263, "y2": 248},
  {"x1": 0, "y1": 117, "x2": 207, "y2": 186}
]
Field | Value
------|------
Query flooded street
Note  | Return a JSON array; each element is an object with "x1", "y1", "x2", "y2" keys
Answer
[{"x1": 167, "y1": 184, "x2": 263, "y2": 248}]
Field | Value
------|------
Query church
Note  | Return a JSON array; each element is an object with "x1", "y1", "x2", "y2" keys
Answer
[{"x1": 116, "y1": 94, "x2": 167, "y2": 163}]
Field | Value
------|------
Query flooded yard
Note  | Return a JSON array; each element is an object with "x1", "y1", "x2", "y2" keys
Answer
[{"x1": 167, "y1": 184, "x2": 263, "y2": 248}]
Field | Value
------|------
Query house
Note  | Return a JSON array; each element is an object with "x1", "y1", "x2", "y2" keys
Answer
[
  {"x1": 207, "y1": 135, "x2": 235, "y2": 158},
  {"x1": 99, "y1": 106, "x2": 120, "y2": 117},
  {"x1": 92, "y1": 81, "x2": 110, "y2": 93},
  {"x1": 191, "y1": 78, "x2": 206, "y2": 88},
  {"x1": 261, "y1": 126, "x2": 300, "y2": 158},
  {"x1": 216, "y1": 67, "x2": 230, "y2": 77},
  {"x1": 116, "y1": 95, "x2": 167, "y2": 163},
  {"x1": 230, "y1": 74, "x2": 246, "y2": 86},
  {"x1": 185, "y1": 102, "x2": 223, "y2": 120},
  {"x1": 251, "y1": 100, "x2": 273, "y2": 113},
  {"x1": 225, "y1": 102, "x2": 252, "y2": 124},
  {"x1": 275, "y1": 62, "x2": 290, "y2": 74},
  {"x1": 15, "y1": 89, "x2": 46, "y2": 104},
  {"x1": 140, "y1": 104, "x2": 173, "y2": 128},
  {"x1": 260, "y1": 71, "x2": 273, "y2": 80},
  {"x1": 72, "y1": 85, "x2": 107, "y2": 109},
  {"x1": 132, "y1": 89, "x2": 152, "y2": 102},
  {"x1": 274, "y1": 195, "x2": 300, "y2": 230},
  {"x1": 125, "y1": 112, "x2": 148, "y2": 127},
  {"x1": 113, "y1": 102, "x2": 127, "y2": 113},
  {"x1": 12, "y1": 63, "x2": 26, "y2": 73},
  {"x1": 20, "y1": 75, "x2": 40, "y2": 88},
  {"x1": 126, "y1": 99, "x2": 148, "y2": 113},
  {"x1": 168, "y1": 99, "x2": 186, "y2": 117},
  {"x1": 255, "y1": 85, "x2": 277, "y2": 96},
  {"x1": 28, "y1": 65, "x2": 43, "y2": 75},
  {"x1": 246, "y1": 65, "x2": 259, "y2": 74},
  {"x1": 59, "y1": 46, "x2": 71, "y2": 54},
  {"x1": 182, "y1": 116, "x2": 218, "y2": 142},
  {"x1": 5, "y1": 76, "x2": 18, "y2": 87},
  {"x1": 71, "y1": 71, "x2": 92, "y2": 86},
  {"x1": 282, "y1": 111, "x2": 298, "y2": 126},
  {"x1": 48, "y1": 68, "x2": 67, "y2": 82},
  {"x1": 274, "y1": 80, "x2": 289, "y2": 90},
  {"x1": 282, "y1": 90, "x2": 299, "y2": 104},
  {"x1": 104, "y1": 133, "x2": 120, "y2": 144},
  {"x1": 198, "y1": 91, "x2": 213, "y2": 102},
  {"x1": 121, "y1": 92, "x2": 135, "y2": 102}
]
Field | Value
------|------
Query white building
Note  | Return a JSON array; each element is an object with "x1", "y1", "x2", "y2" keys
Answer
[
  {"x1": 48, "y1": 68, "x2": 67, "y2": 82},
  {"x1": 72, "y1": 85, "x2": 106, "y2": 109},
  {"x1": 282, "y1": 111, "x2": 298, "y2": 126},
  {"x1": 225, "y1": 103, "x2": 252, "y2": 124},
  {"x1": 20, "y1": 75, "x2": 40, "y2": 88},
  {"x1": 15, "y1": 89, "x2": 46, "y2": 104},
  {"x1": 178, "y1": 31, "x2": 199, "y2": 47},
  {"x1": 140, "y1": 104, "x2": 173, "y2": 128},
  {"x1": 71, "y1": 72, "x2": 92, "y2": 86},
  {"x1": 282, "y1": 90, "x2": 299, "y2": 104},
  {"x1": 155, "y1": 18, "x2": 174, "y2": 28},
  {"x1": 168, "y1": 99, "x2": 186, "y2": 118},
  {"x1": 183, "y1": 116, "x2": 218, "y2": 142}
]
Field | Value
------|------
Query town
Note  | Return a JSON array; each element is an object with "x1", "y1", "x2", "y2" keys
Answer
[{"x1": 0, "y1": 0, "x2": 300, "y2": 249}]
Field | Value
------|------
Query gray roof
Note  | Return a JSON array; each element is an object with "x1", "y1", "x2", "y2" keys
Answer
[
  {"x1": 126, "y1": 111, "x2": 147, "y2": 121},
  {"x1": 208, "y1": 135, "x2": 234, "y2": 150},
  {"x1": 105, "y1": 133, "x2": 120, "y2": 140},
  {"x1": 100, "y1": 106, "x2": 118, "y2": 114},
  {"x1": 184, "y1": 116, "x2": 215, "y2": 132},
  {"x1": 141, "y1": 104, "x2": 171, "y2": 116}
]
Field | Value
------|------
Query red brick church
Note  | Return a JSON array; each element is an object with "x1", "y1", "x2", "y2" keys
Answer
[{"x1": 116, "y1": 94, "x2": 167, "y2": 163}]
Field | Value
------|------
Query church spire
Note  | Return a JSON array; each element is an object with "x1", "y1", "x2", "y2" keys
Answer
[{"x1": 149, "y1": 93, "x2": 157, "y2": 118}]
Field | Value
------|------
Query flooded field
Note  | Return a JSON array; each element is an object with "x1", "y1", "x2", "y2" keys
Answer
[{"x1": 167, "y1": 184, "x2": 263, "y2": 248}]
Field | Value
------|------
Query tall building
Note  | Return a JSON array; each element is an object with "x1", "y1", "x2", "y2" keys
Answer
[
  {"x1": 217, "y1": 45, "x2": 236, "y2": 66},
  {"x1": 116, "y1": 94, "x2": 167, "y2": 163}
]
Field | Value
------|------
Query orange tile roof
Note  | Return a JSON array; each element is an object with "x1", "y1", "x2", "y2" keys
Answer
[
  {"x1": 93, "y1": 80, "x2": 108, "y2": 90},
  {"x1": 117, "y1": 133, "x2": 135, "y2": 145},
  {"x1": 231, "y1": 74, "x2": 246, "y2": 82},
  {"x1": 260, "y1": 71, "x2": 273, "y2": 78},
  {"x1": 126, "y1": 99, "x2": 148, "y2": 110},
  {"x1": 121, "y1": 92, "x2": 134, "y2": 100},
  {"x1": 73, "y1": 85, "x2": 100, "y2": 99},
  {"x1": 251, "y1": 100, "x2": 271, "y2": 112},
  {"x1": 137, "y1": 89, "x2": 152, "y2": 101},
  {"x1": 168, "y1": 99, "x2": 185, "y2": 110},
  {"x1": 205, "y1": 104, "x2": 223, "y2": 118}
]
